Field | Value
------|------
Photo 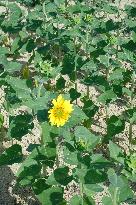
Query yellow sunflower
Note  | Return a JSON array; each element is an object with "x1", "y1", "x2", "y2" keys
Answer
[{"x1": 48, "y1": 95, "x2": 73, "y2": 127}]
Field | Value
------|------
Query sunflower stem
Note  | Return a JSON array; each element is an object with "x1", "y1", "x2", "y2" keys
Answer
[
  {"x1": 80, "y1": 181, "x2": 84, "y2": 205},
  {"x1": 74, "y1": 39, "x2": 78, "y2": 105},
  {"x1": 105, "y1": 56, "x2": 110, "y2": 122},
  {"x1": 75, "y1": 79, "x2": 78, "y2": 105},
  {"x1": 112, "y1": 188, "x2": 118, "y2": 205},
  {"x1": 37, "y1": 83, "x2": 43, "y2": 98},
  {"x1": 40, "y1": 127, "x2": 47, "y2": 176},
  {"x1": 116, "y1": 0, "x2": 121, "y2": 58},
  {"x1": 79, "y1": 163, "x2": 84, "y2": 205},
  {"x1": 86, "y1": 25, "x2": 90, "y2": 99},
  {"x1": 86, "y1": 78, "x2": 90, "y2": 99},
  {"x1": 55, "y1": 136, "x2": 60, "y2": 168},
  {"x1": 129, "y1": 123, "x2": 132, "y2": 152},
  {"x1": 55, "y1": 136, "x2": 62, "y2": 188},
  {"x1": 65, "y1": 0, "x2": 68, "y2": 7},
  {"x1": 129, "y1": 71, "x2": 135, "y2": 152},
  {"x1": 43, "y1": 1, "x2": 48, "y2": 22}
]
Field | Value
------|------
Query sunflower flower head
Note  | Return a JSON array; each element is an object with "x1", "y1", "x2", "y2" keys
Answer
[{"x1": 48, "y1": 95, "x2": 73, "y2": 127}]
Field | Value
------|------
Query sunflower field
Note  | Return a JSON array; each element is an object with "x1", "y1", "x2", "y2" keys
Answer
[{"x1": 0, "y1": 0, "x2": 136, "y2": 204}]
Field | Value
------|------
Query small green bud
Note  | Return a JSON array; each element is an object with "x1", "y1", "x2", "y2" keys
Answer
[
  {"x1": 76, "y1": 138, "x2": 87, "y2": 151},
  {"x1": 59, "y1": 4, "x2": 66, "y2": 12},
  {"x1": 73, "y1": 16, "x2": 81, "y2": 25},
  {"x1": 127, "y1": 153, "x2": 136, "y2": 174},
  {"x1": 84, "y1": 14, "x2": 93, "y2": 23},
  {"x1": 39, "y1": 61, "x2": 53, "y2": 76}
]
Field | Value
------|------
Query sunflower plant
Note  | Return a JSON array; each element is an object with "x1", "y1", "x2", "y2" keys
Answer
[{"x1": 0, "y1": 0, "x2": 136, "y2": 205}]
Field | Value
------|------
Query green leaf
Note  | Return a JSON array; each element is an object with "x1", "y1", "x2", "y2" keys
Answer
[
  {"x1": 65, "y1": 106, "x2": 88, "y2": 128},
  {"x1": 112, "y1": 84, "x2": 123, "y2": 97},
  {"x1": 16, "y1": 0, "x2": 39, "y2": 7},
  {"x1": 84, "y1": 184, "x2": 104, "y2": 194},
  {"x1": 123, "y1": 70, "x2": 132, "y2": 84},
  {"x1": 107, "y1": 170, "x2": 134, "y2": 203},
  {"x1": 26, "y1": 144, "x2": 56, "y2": 168},
  {"x1": 82, "y1": 195, "x2": 95, "y2": 205},
  {"x1": 0, "y1": 47, "x2": 9, "y2": 55},
  {"x1": 81, "y1": 60, "x2": 97, "y2": 72},
  {"x1": 46, "y1": 166, "x2": 73, "y2": 186},
  {"x1": 98, "y1": 55, "x2": 109, "y2": 67},
  {"x1": 41, "y1": 122, "x2": 52, "y2": 143},
  {"x1": 74, "y1": 126, "x2": 100, "y2": 150},
  {"x1": 106, "y1": 115, "x2": 125, "y2": 138},
  {"x1": 69, "y1": 88, "x2": 81, "y2": 102},
  {"x1": 122, "y1": 40, "x2": 136, "y2": 52},
  {"x1": 122, "y1": 169, "x2": 136, "y2": 183},
  {"x1": 0, "y1": 144, "x2": 23, "y2": 166},
  {"x1": 2, "y1": 3, "x2": 22, "y2": 29},
  {"x1": 16, "y1": 143, "x2": 56, "y2": 186},
  {"x1": 125, "y1": 5, "x2": 136, "y2": 17},
  {"x1": 123, "y1": 107, "x2": 136, "y2": 124},
  {"x1": 118, "y1": 182, "x2": 133, "y2": 203},
  {"x1": 132, "y1": 31, "x2": 136, "y2": 43},
  {"x1": 118, "y1": 50, "x2": 134, "y2": 62},
  {"x1": 35, "y1": 145, "x2": 56, "y2": 165},
  {"x1": 42, "y1": 122, "x2": 72, "y2": 143},
  {"x1": 10, "y1": 37, "x2": 22, "y2": 53},
  {"x1": 107, "y1": 168, "x2": 120, "y2": 187},
  {"x1": 109, "y1": 141, "x2": 124, "y2": 164},
  {"x1": 35, "y1": 187, "x2": 66, "y2": 205},
  {"x1": 4, "y1": 86, "x2": 22, "y2": 108},
  {"x1": 8, "y1": 113, "x2": 34, "y2": 140},
  {"x1": 122, "y1": 87, "x2": 132, "y2": 96},
  {"x1": 82, "y1": 98, "x2": 99, "y2": 119},
  {"x1": 32, "y1": 178, "x2": 51, "y2": 195},
  {"x1": 98, "y1": 89, "x2": 117, "y2": 104},
  {"x1": 24, "y1": 96, "x2": 48, "y2": 112},
  {"x1": 91, "y1": 154, "x2": 113, "y2": 168},
  {"x1": 103, "y1": 4, "x2": 118, "y2": 14},
  {"x1": 19, "y1": 29, "x2": 29, "y2": 40},
  {"x1": 70, "y1": 195, "x2": 95, "y2": 205},
  {"x1": 83, "y1": 75, "x2": 109, "y2": 91},
  {"x1": 102, "y1": 196, "x2": 112, "y2": 205},
  {"x1": 56, "y1": 76, "x2": 66, "y2": 90},
  {"x1": 70, "y1": 195, "x2": 82, "y2": 205},
  {"x1": 5, "y1": 76, "x2": 31, "y2": 101},
  {"x1": 63, "y1": 142, "x2": 78, "y2": 165},
  {"x1": 16, "y1": 158, "x2": 42, "y2": 186},
  {"x1": 76, "y1": 168, "x2": 107, "y2": 184},
  {"x1": 61, "y1": 54, "x2": 75, "y2": 75},
  {"x1": 20, "y1": 38, "x2": 36, "y2": 53},
  {"x1": 108, "y1": 68, "x2": 124, "y2": 83},
  {"x1": 0, "y1": 56, "x2": 22, "y2": 73},
  {"x1": 7, "y1": 61, "x2": 22, "y2": 72}
]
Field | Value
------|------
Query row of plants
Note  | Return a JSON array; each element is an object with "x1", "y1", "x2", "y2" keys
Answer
[{"x1": 0, "y1": 0, "x2": 136, "y2": 204}]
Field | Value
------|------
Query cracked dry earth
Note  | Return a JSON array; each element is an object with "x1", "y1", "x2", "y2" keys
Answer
[{"x1": 0, "y1": 0, "x2": 136, "y2": 204}]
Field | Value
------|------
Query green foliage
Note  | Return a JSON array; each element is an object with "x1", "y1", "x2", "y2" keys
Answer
[
  {"x1": 8, "y1": 113, "x2": 34, "y2": 140},
  {"x1": 46, "y1": 166, "x2": 73, "y2": 186},
  {"x1": 106, "y1": 115, "x2": 125, "y2": 140},
  {"x1": 104, "y1": 168, "x2": 134, "y2": 204},
  {"x1": 0, "y1": 0, "x2": 136, "y2": 204},
  {"x1": 74, "y1": 126, "x2": 100, "y2": 151},
  {"x1": 0, "y1": 144, "x2": 23, "y2": 166},
  {"x1": 0, "y1": 113, "x2": 4, "y2": 128},
  {"x1": 126, "y1": 153, "x2": 136, "y2": 174},
  {"x1": 109, "y1": 141, "x2": 124, "y2": 164},
  {"x1": 35, "y1": 187, "x2": 66, "y2": 205}
]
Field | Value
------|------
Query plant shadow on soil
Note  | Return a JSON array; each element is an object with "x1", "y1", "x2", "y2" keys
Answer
[{"x1": 0, "y1": 144, "x2": 40, "y2": 205}]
